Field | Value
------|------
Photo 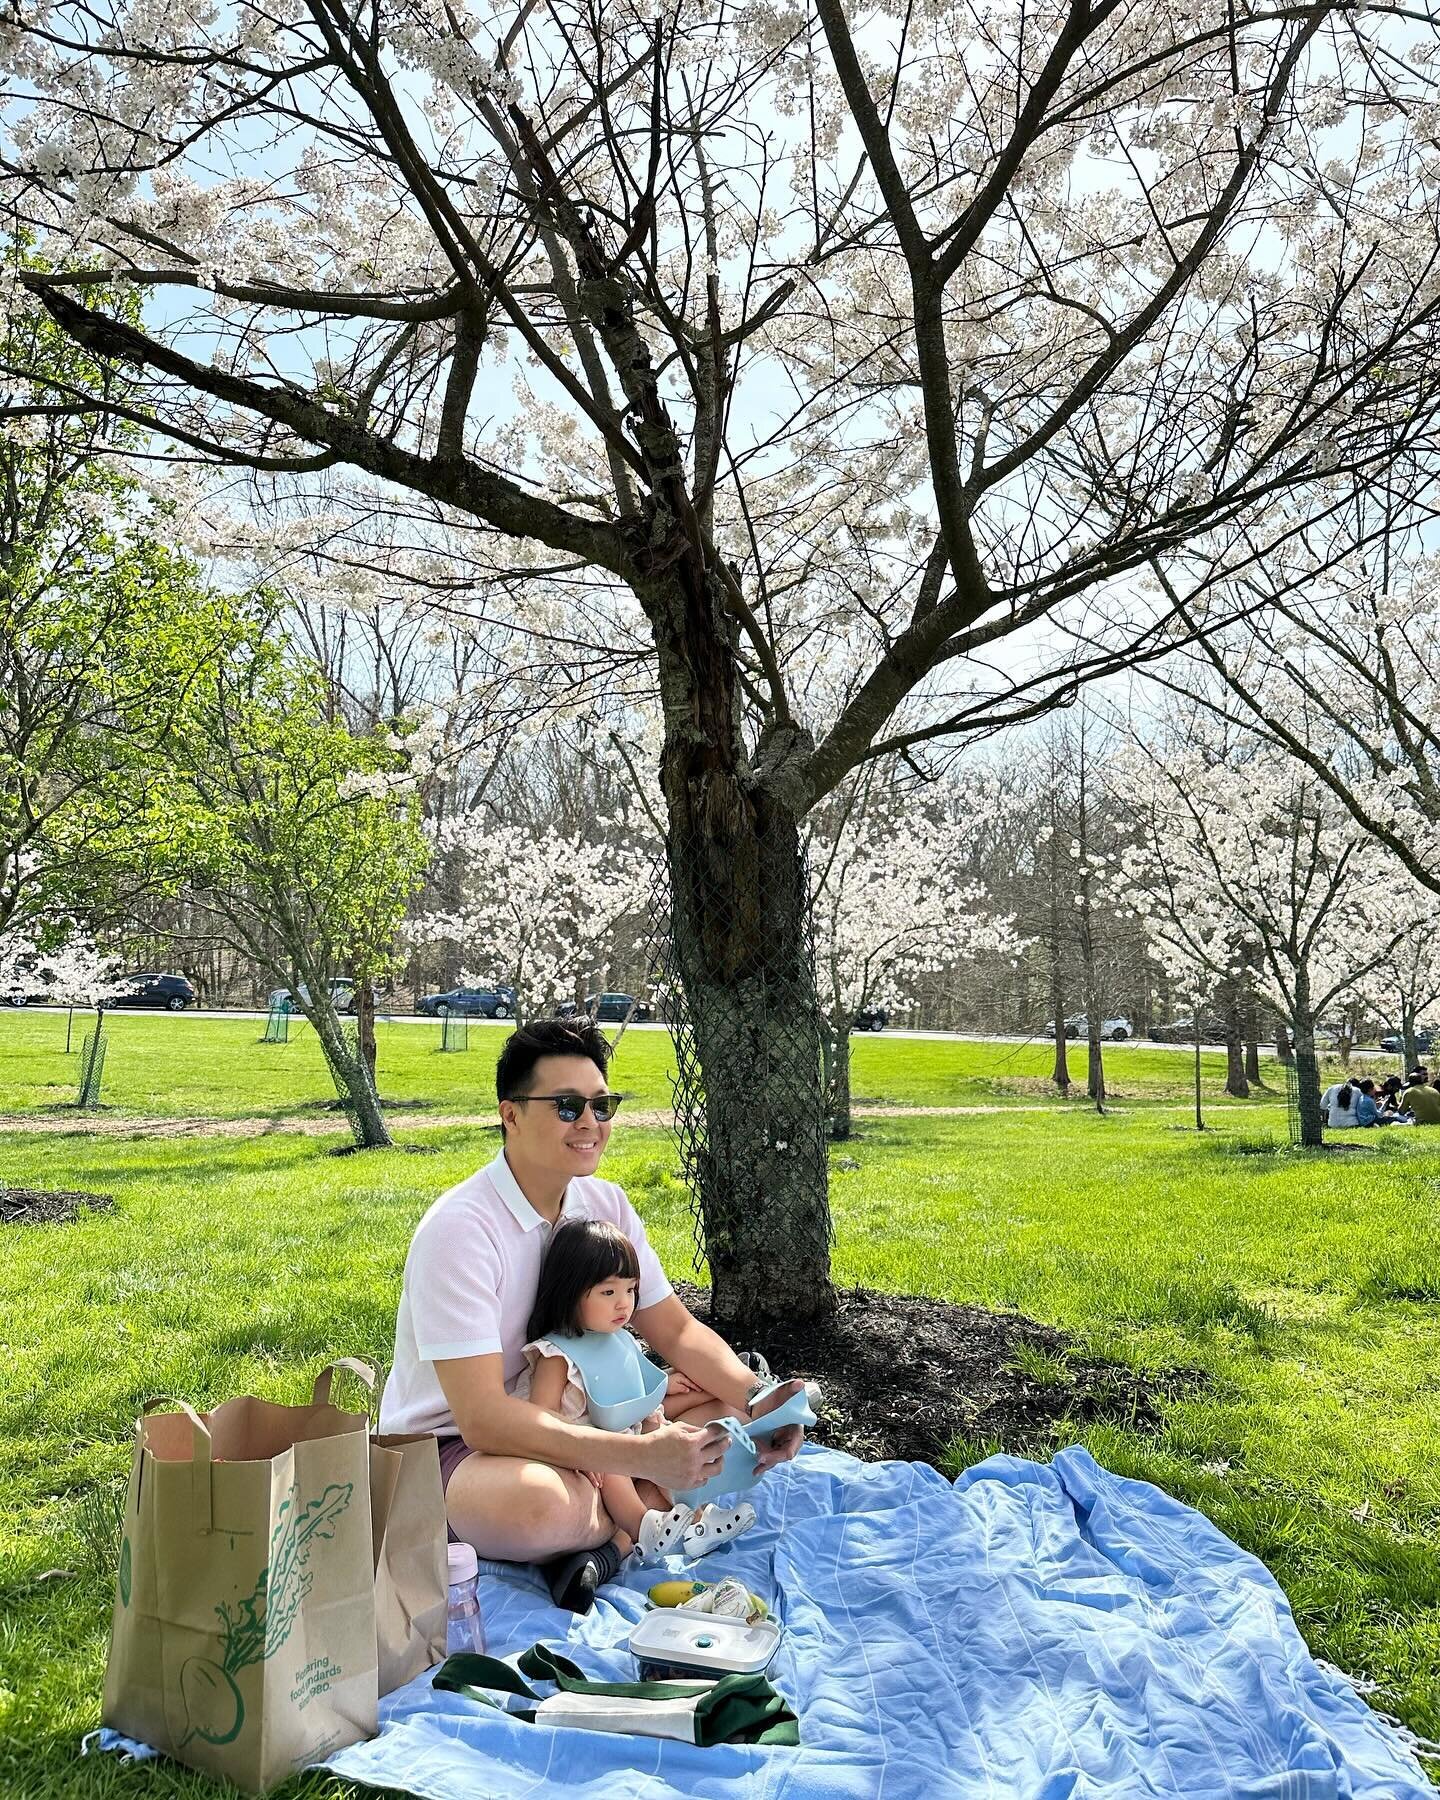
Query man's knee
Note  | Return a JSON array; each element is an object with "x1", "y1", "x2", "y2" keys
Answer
[{"x1": 522, "y1": 1466, "x2": 611, "y2": 1552}]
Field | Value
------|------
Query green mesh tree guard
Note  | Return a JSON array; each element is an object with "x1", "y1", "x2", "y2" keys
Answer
[
  {"x1": 76, "y1": 1024, "x2": 108, "y2": 1108},
  {"x1": 441, "y1": 1011, "x2": 468, "y2": 1053},
  {"x1": 261, "y1": 999, "x2": 291, "y2": 1043}
]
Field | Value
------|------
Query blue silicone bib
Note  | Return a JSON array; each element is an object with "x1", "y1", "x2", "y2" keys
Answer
[
  {"x1": 553, "y1": 1328, "x2": 669, "y2": 1432},
  {"x1": 674, "y1": 1386, "x2": 818, "y2": 1508}
]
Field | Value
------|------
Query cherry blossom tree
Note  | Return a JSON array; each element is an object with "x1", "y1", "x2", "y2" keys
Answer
[
  {"x1": 1352, "y1": 888, "x2": 1440, "y2": 1074},
  {"x1": 0, "y1": 918, "x2": 121, "y2": 1008},
  {"x1": 808, "y1": 791, "x2": 1021, "y2": 1137},
  {"x1": 407, "y1": 819, "x2": 656, "y2": 1025},
  {"x1": 7, "y1": 0, "x2": 1440, "y2": 1320},
  {"x1": 1121, "y1": 720, "x2": 1409, "y2": 1144}
]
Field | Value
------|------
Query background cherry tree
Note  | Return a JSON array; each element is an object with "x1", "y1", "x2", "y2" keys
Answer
[
  {"x1": 1121, "y1": 716, "x2": 1410, "y2": 1144},
  {"x1": 407, "y1": 819, "x2": 656, "y2": 1025},
  {"x1": 809, "y1": 793, "x2": 1022, "y2": 1137}
]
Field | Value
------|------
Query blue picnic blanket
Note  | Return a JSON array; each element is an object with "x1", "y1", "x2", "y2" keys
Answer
[{"x1": 97, "y1": 1445, "x2": 1434, "y2": 1798}]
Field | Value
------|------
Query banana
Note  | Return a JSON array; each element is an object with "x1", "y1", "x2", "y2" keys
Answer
[{"x1": 647, "y1": 1579, "x2": 707, "y2": 1609}]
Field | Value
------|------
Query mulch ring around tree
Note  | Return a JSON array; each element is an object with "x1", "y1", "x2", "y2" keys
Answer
[
  {"x1": 1, "y1": 1186, "x2": 115, "y2": 1225},
  {"x1": 673, "y1": 1280, "x2": 1201, "y2": 1468}
]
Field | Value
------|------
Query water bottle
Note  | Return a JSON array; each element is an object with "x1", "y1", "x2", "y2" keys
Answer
[{"x1": 446, "y1": 1542, "x2": 485, "y2": 1655}]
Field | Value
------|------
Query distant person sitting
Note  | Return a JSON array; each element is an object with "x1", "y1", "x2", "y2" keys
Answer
[
  {"x1": 1378, "y1": 1075, "x2": 1404, "y2": 1114},
  {"x1": 1321, "y1": 1081, "x2": 1364, "y2": 1129},
  {"x1": 1401, "y1": 1072, "x2": 1440, "y2": 1124},
  {"x1": 1354, "y1": 1079, "x2": 1381, "y2": 1127}
]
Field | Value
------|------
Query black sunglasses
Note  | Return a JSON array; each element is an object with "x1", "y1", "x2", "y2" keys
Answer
[{"x1": 515, "y1": 1092, "x2": 624, "y2": 1123}]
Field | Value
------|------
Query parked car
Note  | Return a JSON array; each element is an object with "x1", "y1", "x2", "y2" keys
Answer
[
  {"x1": 1150, "y1": 1015, "x2": 1226, "y2": 1044},
  {"x1": 1046, "y1": 1013, "x2": 1132, "y2": 1041},
  {"x1": 111, "y1": 972, "x2": 196, "y2": 1012},
  {"x1": 554, "y1": 992, "x2": 653, "y2": 1024},
  {"x1": 416, "y1": 985, "x2": 516, "y2": 1019},
  {"x1": 852, "y1": 1006, "x2": 889, "y2": 1032},
  {"x1": 266, "y1": 977, "x2": 357, "y2": 1015},
  {"x1": 1378, "y1": 1027, "x2": 1435, "y2": 1055}
]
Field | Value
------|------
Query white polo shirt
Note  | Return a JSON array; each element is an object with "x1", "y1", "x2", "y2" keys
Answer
[{"x1": 377, "y1": 1148, "x2": 673, "y2": 1437}]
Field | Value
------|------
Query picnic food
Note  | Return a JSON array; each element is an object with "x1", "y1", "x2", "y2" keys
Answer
[{"x1": 648, "y1": 1577, "x2": 768, "y2": 1621}]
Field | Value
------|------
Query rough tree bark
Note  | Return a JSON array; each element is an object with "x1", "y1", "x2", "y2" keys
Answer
[
  {"x1": 651, "y1": 571, "x2": 832, "y2": 1329},
  {"x1": 821, "y1": 1013, "x2": 854, "y2": 1143},
  {"x1": 1290, "y1": 966, "x2": 1324, "y2": 1148},
  {"x1": 1223, "y1": 977, "x2": 1249, "y2": 1097}
]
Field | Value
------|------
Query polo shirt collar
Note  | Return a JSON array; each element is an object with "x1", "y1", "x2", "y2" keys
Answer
[{"x1": 487, "y1": 1150, "x2": 588, "y2": 1232}]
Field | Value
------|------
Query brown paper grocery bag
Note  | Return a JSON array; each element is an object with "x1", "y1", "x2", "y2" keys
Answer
[
  {"x1": 102, "y1": 1369, "x2": 379, "y2": 1793},
  {"x1": 308, "y1": 1359, "x2": 447, "y2": 1695},
  {"x1": 369, "y1": 1432, "x2": 448, "y2": 1695}
]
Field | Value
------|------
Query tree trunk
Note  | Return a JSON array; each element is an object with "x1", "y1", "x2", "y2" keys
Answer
[
  {"x1": 1077, "y1": 900, "x2": 1104, "y2": 1111},
  {"x1": 1223, "y1": 978, "x2": 1249, "y2": 1097},
  {"x1": 1402, "y1": 1004, "x2": 1418, "y2": 1072},
  {"x1": 1275, "y1": 1023, "x2": 1296, "y2": 1066},
  {"x1": 651, "y1": 571, "x2": 833, "y2": 1332},
  {"x1": 308, "y1": 985, "x2": 392, "y2": 1149},
  {"x1": 1046, "y1": 831, "x2": 1070, "y2": 1095},
  {"x1": 823, "y1": 1016, "x2": 853, "y2": 1141},
  {"x1": 1291, "y1": 969, "x2": 1323, "y2": 1148},
  {"x1": 357, "y1": 977, "x2": 378, "y2": 1084}
]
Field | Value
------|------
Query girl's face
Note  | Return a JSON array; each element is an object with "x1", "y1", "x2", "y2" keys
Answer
[{"x1": 578, "y1": 1273, "x2": 639, "y2": 1334}]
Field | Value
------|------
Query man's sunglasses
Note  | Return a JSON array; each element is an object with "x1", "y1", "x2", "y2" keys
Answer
[{"x1": 515, "y1": 1092, "x2": 624, "y2": 1123}]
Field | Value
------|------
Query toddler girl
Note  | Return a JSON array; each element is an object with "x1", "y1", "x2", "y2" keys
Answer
[{"x1": 517, "y1": 1219, "x2": 755, "y2": 1563}]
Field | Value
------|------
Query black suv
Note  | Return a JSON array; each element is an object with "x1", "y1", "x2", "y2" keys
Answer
[
  {"x1": 852, "y1": 1006, "x2": 889, "y2": 1032},
  {"x1": 112, "y1": 972, "x2": 196, "y2": 1012},
  {"x1": 555, "y1": 992, "x2": 653, "y2": 1024}
]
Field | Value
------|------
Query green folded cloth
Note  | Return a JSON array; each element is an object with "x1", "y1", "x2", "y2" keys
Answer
[{"x1": 433, "y1": 1644, "x2": 800, "y2": 1747}]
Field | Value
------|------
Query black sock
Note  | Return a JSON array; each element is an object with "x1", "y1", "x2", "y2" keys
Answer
[{"x1": 542, "y1": 1540, "x2": 622, "y2": 1614}]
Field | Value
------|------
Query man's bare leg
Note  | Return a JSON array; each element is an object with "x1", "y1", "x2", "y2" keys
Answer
[{"x1": 445, "y1": 1454, "x2": 613, "y2": 1562}]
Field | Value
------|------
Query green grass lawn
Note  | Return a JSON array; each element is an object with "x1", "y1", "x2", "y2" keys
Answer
[
  {"x1": 0, "y1": 1007, "x2": 1401, "y2": 1119},
  {"x1": 1, "y1": 1032, "x2": 1438, "y2": 1793}
]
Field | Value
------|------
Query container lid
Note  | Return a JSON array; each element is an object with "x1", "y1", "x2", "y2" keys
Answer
[
  {"x1": 447, "y1": 1542, "x2": 479, "y2": 1583},
  {"x1": 628, "y1": 1609, "x2": 781, "y2": 1675}
]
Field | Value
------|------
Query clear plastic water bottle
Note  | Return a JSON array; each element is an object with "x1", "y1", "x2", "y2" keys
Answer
[{"x1": 446, "y1": 1542, "x2": 485, "y2": 1655}]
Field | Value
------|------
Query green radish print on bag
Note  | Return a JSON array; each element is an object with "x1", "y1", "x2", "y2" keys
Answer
[{"x1": 178, "y1": 1482, "x2": 355, "y2": 1750}]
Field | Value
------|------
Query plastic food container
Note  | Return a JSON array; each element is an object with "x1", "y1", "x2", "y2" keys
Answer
[{"x1": 627, "y1": 1609, "x2": 782, "y2": 1681}]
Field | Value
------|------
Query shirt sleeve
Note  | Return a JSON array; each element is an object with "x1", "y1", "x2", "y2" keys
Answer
[
  {"x1": 614, "y1": 1188, "x2": 673, "y2": 1309},
  {"x1": 407, "y1": 1207, "x2": 505, "y2": 1362}
]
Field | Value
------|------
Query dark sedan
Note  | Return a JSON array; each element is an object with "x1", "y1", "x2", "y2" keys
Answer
[
  {"x1": 416, "y1": 985, "x2": 516, "y2": 1018},
  {"x1": 555, "y1": 992, "x2": 653, "y2": 1024},
  {"x1": 852, "y1": 1006, "x2": 889, "y2": 1032},
  {"x1": 1379, "y1": 1028, "x2": 1435, "y2": 1055},
  {"x1": 110, "y1": 972, "x2": 196, "y2": 1012},
  {"x1": 1150, "y1": 1016, "x2": 1226, "y2": 1044}
]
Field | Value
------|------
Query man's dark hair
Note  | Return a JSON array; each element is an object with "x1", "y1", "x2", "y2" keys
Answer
[
  {"x1": 496, "y1": 1016, "x2": 611, "y2": 1111},
  {"x1": 526, "y1": 1219, "x2": 640, "y2": 1341}
]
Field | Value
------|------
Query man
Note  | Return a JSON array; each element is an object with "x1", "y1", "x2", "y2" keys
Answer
[
  {"x1": 378, "y1": 1016, "x2": 806, "y2": 1609},
  {"x1": 1401, "y1": 1068, "x2": 1440, "y2": 1124}
]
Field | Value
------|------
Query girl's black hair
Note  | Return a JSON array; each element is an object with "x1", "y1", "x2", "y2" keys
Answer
[
  {"x1": 526, "y1": 1219, "x2": 641, "y2": 1341},
  {"x1": 1358, "y1": 1078, "x2": 1376, "y2": 1095},
  {"x1": 1337, "y1": 1083, "x2": 1354, "y2": 1108}
]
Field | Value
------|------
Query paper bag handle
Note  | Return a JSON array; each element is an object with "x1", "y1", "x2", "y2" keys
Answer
[
  {"x1": 312, "y1": 1358, "x2": 376, "y2": 1409},
  {"x1": 141, "y1": 1396, "x2": 213, "y2": 1535}
]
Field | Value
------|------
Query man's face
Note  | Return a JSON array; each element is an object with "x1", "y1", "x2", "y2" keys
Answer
[{"x1": 500, "y1": 1053, "x2": 612, "y2": 1178}]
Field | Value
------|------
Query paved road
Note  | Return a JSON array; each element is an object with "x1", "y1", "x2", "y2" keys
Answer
[{"x1": 7, "y1": 1003, "x2": 1304, "y2": 1056}]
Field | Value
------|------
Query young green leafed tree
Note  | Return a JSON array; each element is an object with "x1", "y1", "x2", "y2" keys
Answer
[{"x1": 161, "y1": 600, "x2": 431, "y2": 1147}]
